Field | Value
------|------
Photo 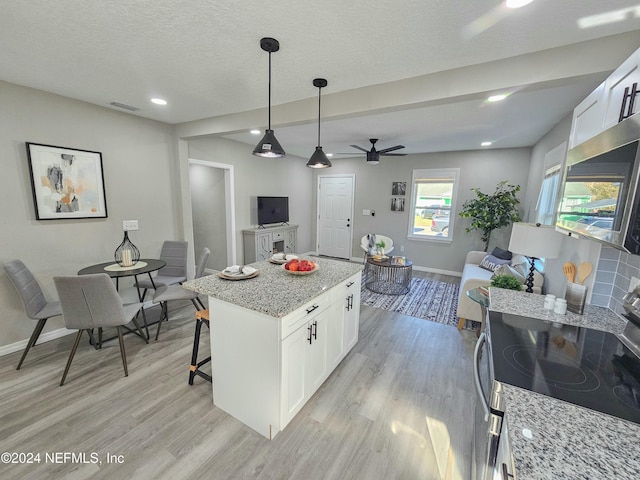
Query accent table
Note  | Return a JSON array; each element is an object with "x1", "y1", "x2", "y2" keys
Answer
[
  {"x1": 459, "y1": 287, "x2": 489, "y2": 337},
  {"x1": 364, "y1": 256, "x2": 413, "y2": 295}
]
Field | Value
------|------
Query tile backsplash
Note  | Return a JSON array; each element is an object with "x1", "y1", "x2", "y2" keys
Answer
[{"x1": 592, "y1": 246, "x2": 640, "y2": 314}]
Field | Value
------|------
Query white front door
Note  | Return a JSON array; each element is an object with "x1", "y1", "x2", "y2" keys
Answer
[{"x1": 317, "y1": 175, "x2": 354, "y2": 259}]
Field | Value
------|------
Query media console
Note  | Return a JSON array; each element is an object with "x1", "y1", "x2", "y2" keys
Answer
[{"x1": 243, "y1": 224, "x2": 298, "y2": 262}]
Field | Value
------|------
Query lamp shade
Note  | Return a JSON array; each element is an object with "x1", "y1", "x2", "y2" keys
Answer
[
  {"x1": 306, "y1": 146, "x2": 331, "y2": 168},
  {"x1": 508, "y1": 222, "x2": 563, "y2": 259},
  {"x1": 253, "y1": 129, "x2": 285, "y2": 158}
]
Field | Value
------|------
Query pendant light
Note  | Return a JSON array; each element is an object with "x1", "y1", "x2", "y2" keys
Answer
[
  {"x1": 306, "y1": 78, "x2": 332, "y2": 168},
  {"x1": 253, "y1": 37, "x2": 286, "y2": 158}
]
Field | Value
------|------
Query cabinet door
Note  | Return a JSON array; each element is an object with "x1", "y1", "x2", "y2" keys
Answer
[
  {"x1": 305, "y1": 313, "x2": 328, "y2": 394},
  {"x1": 284, "y1": 228, "x2": 297, "y2": 253},
  {"x1": 569, "y1": 83, "x2": 605, "y2": 148},
  {"x1": 256, "y1": 232, "x2": 273, "y2": 260},
  {"x1": 343, "y1": 277, "x2": 361, "y2": 352},
  {"x1": 326, "y1": 300, "x2": 344, "y2": 369},
  {"x1": 281, "y1": 323, "x2": 308, "y2": 423},
  {"x1": 603, "y1": 49, "x2": 640, "y2": 130}
]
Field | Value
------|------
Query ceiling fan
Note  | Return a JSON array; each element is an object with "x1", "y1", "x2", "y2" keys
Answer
[{"x1": 337, "y1": 138, "x2": 407, "y2": 164}]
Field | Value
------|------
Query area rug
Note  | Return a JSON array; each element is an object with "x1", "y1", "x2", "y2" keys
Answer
[{"x1": 360, "y1": 277, "x2": 475, "y2": 330}]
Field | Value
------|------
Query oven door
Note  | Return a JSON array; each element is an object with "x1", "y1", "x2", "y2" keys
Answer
[{"x1": 472, "y1": 332, "x2": 504, "y2": 480}]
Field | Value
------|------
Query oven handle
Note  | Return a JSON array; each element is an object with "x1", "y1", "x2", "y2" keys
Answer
[{"x1": 473, "y1": 332, "x2": 490, "y2": 419}]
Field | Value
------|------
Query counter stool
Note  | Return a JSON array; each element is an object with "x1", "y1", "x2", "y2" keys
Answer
[{"x1": 189, "y1": 309, "x2": 212, "y2": 385}]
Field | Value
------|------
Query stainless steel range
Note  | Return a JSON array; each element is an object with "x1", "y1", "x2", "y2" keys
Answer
[{"x1": 473, "y1": 305, "x2": 640, "y2": 480}]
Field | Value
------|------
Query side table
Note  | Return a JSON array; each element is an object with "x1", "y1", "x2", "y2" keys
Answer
[
  {"x1": 458, "y1": 287, "x2": 489, "y2": 337},
  {"x1": 364, "y1": 256, "x2": 413, "y2": 295}
]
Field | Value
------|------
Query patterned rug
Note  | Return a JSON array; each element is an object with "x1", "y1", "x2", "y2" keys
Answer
[{"x1": 360, "y1": 277, "x2": 469, "y2": 330}]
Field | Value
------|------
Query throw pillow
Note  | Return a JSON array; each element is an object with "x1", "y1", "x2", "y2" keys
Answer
[
  {"x1": 490, "y1": 246, "x2": 512, "y2": 260},
  {"x1": 492, "y1": 264, "x2": 526, "y2": 284},
  {"x1": 479, "y1": 254, "x2": 511, "y2": 272}
]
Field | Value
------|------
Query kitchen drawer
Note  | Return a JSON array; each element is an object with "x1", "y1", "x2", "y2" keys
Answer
[
  {"x1": 281, "y1": 292, "x2": 332, "y2": 339},
  {"x1": 273, "y1": 231, "x2": 284, "y2": 240}
]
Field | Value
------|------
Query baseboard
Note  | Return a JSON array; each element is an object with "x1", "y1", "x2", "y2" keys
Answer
[
  {"x1": 412, "y1": 265, "x2": 462, "y2": 277},
  {"x1": 0, "y1": 327, "x2": 75, "y2": 358}
]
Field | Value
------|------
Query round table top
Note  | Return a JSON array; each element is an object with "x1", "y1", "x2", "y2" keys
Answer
[
  {"x1": 366, "y1": 256, "x2": 413, "y2": 268},
  {"x1": 78, "y1": 258, "x2": 166, "y2": 278},
  {"x1": 466, "y1": 287, "x2": 490, "y2": 307}
]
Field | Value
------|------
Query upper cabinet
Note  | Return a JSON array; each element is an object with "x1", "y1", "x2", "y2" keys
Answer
[{"x1": 569, "y1": 47, "x2": 640, "y2": 149}]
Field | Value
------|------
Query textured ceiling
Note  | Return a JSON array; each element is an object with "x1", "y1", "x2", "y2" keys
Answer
[{"x1": 2, "y1": 1, "x2": 640, "y2": 157}]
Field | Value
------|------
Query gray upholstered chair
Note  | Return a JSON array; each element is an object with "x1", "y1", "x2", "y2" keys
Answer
[
  {"x1": 54, "y1": 273, "x2": 147, "y2": 386},
  {"x1": 136, "y1": 240, "x2": 188, "y2": 300},
  {"x1": 4, "y1": 259, "x2": 63, "y2": 370},
  {"x1": 152, "y1": 247, "x2": 210, "y2": 340}
]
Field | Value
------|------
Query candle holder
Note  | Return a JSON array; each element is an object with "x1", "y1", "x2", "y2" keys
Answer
[{"x1": 114, "y1": 231, "x2": 140, "y2": 267}]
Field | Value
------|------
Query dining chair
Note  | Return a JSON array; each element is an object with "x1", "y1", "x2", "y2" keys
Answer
[
  {"x1": 152, "y1": 247, "x2": 210, "y2": 340},
  {"x1": 4, "y1": 259, "x2": 64, "y2": 370},
  {"x1": 54, "y1": 273, "x2": 147, "y2": 386},
  {"x1": 137, "y1": 240, "x2": 188, "y2": 300}
]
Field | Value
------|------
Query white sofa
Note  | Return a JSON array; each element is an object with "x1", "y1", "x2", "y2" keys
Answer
[{"x1": 456, "y1": 250, "x2": 543, "y2": 331}]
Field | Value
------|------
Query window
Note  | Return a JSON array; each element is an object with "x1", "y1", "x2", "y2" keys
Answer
[
  {"x1": 535, "y1": 142, "x2": 566, "y2": 225},
  {"x1": 408, "y1": 168, "x2": 460, "y2": 241}
]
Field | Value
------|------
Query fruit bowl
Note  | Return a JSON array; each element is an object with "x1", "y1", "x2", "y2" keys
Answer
[{"x1": 281, "y1": 259, "x2": 319, "y2": 275}]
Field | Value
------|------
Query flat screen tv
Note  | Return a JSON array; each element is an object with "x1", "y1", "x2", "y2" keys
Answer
[{"x1": 257, "y1": 196, "x2": 289, "y2": 226}]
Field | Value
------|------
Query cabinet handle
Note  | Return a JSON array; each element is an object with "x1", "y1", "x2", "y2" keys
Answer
[
  {"x1": 346, "y1": 281, "x2": 355, "y2": 288},
  {"x1": 312, "y1": 321, "x2": 318, "y2": 339},
  {"x1": 306, "y1": 304, "x2": 319, "y2": 314},
  {"x1": 308, "y1": 324, "x2": 313, "y2": 344},
  {"x1": 501, "y1": 463, "x2": 514, "y2": 479},
  {"x1": 349, "y1": 293, "x2": 354, "y2": 310}
]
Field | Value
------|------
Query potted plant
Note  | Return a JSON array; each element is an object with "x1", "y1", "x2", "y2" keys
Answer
[
  {"x1": 459, "y1": 180, "x2": 521, "y2": 251},
  {"x1": 490, "y1": 274, "x2": 523, "y2": 291},
  {"x1": 375, "y1": 239, "x2": 386, "y2": 256}
]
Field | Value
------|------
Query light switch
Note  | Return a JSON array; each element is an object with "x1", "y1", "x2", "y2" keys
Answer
[
  {"x1": 123, "y1": 220, "x2": 139, "y2": 231},
  {"x1": 363, "y1": 209, "x2": 371, "y2": 216}
]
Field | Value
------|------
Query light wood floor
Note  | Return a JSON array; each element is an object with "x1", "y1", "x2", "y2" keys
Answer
[{"x1": 0, "y1": 274, "x2": 477, "y2": 480}]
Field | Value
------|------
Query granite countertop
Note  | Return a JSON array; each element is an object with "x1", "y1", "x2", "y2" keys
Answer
[
  {"x1": 183, "y1": 257, "x2": 362, "y2": 318},
  {"x1": 488, "y1": 288, "x2": 640, "y2": 479}
]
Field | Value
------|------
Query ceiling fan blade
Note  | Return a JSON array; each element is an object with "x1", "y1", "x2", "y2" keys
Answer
[
  {"x1": 350, "y1": 145, "x2": 369, "y2": 153},
  {"x1": 378, "y1": 145, "x2": 405, "y2": 154},
  {"x1": 381, "y1": 153, "x2": 407, "y2": 156}
]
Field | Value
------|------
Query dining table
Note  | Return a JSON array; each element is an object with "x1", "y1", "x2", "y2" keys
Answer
[{"x1": 77, "y1": 258, "x2": 166, "y2": 342}]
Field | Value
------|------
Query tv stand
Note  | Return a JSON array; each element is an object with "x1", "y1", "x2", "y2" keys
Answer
[{"x1": 243, "y1": 224, "x2": 298, "y2": 262}]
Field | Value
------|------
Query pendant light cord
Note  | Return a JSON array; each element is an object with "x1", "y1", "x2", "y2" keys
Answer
[
  {"x1": 317, "y1": 86, "x2": 322, "y2": 146},
  {"x1": 268, "y1": 51, "x2": 272, "y2": 130}
]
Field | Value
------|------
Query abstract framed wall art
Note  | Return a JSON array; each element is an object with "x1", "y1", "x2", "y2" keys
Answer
[{"x1": 26, "y1": 142, "x2": 108, "y2": 220}]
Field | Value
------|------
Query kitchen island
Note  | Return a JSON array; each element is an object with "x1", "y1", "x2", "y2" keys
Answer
[
  {"x1": 488, "y1": 289, "x2": 640, "y2": 479},
  {"x1": 183, "y1": 257, "x2": 362, "y2": 439}
]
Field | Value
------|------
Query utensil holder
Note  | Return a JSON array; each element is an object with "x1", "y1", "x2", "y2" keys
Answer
[{"x1": 566, "y1": 281, "x2": 587, "y2": 315}]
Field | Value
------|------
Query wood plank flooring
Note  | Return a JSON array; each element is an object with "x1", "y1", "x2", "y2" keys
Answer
[{"x1": 0, "y1": 274, "x2": 477, "y2": 480}]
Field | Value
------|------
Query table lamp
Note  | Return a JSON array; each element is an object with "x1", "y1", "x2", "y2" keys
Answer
[{"x1": 508, "y1": 222, "x2": 563, "y2": 293}]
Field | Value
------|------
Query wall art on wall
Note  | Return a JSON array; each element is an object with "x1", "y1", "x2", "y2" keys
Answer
[
  {"x1": 26, "y1": 142, "x2": 108, "y2": 220},
  {"x1": 391, "y1": 181, "x2": 406, "y2": 196},
  {"x1": 391, "y1": 197, "x2": 405, "y2": 212}
]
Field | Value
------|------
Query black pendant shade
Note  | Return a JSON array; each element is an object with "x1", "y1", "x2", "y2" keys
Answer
[
  {"x1": 306, "y1": 78, "x2": 331, "y2": 169},
  {"x1": 253, "y1": 37, "x2": 286, "y2": 158}
]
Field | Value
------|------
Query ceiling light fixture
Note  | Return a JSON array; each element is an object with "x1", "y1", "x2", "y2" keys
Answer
[
  {"x1": 253, "y1": 37, "x2": 285, "y2": 158},
  {"x1": 306, "y1": 78, "x2": 331, "y2": 169},
  {"x1": 505, "y1": 0, "x2": 534, "y2": 8},
  {"x1": 481, "y1": 141, "x2": 492, "y2": 146},
  {"x1": 250, "y1": 129, "x2": 261, "y2": 135},
  {"x1": 151, "y1": 98, "x2": 167, "y2": 105},
  {"x1": 487, "y1": 94, "x2": 508, "y2": 102}
]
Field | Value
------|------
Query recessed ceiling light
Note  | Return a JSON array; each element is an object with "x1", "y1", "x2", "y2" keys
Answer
[
  {"x1": 505, "y1": 0, "x2": 534, "y2": 8},
  {"x1": 151, "y1": 98, "x2": 167, "y2": 105},
  {"x1": 481, "y1": 141, "x2": 492, "y2": 147},
  {"x1": 326, "y1": 153, "x2": 334, "y2": 158},
  {"x1": 487, "y1": 94, "x2": 508, "y2": 102},
  {"x1": 250, "y1": 129, "x2": 261, "y2": 135}
]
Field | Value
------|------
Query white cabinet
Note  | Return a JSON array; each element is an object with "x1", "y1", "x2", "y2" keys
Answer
[
  {"x1": 603, "y1": 48, "x2": 640, "y2": 131},
  {"x1": 570, "y1": 47, "x2": 640, "y2": 148},
  {"x1": 209, "y1": 271, "x2": 361, "y2": 439},
  {"x1": 243, "y1": 225, "x2": 298, "y2": 263}
]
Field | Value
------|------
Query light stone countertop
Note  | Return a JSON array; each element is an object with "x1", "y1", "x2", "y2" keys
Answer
[
  {"x1": 183, "y1": 257, "x2": 362, "y2": 318},
  {"x1": 488, "y1": 288, "x2": 640, "y2": 479}
]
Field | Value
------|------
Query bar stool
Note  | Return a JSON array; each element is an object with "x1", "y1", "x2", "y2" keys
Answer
[{"x1": 189, "y1": 309, "x2": 212, "y2": 385}]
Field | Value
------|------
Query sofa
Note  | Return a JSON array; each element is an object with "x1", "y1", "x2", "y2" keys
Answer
[{"x1": 456, "y1": 250, "x2": 543, "y2": 331}]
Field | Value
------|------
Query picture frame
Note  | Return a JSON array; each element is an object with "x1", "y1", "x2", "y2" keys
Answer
[
  {"x1": 26, "y1": 142, "x2": 108, "y2": 220},
  {"x1": 391, "y1": 181, "x2": 406, "y2": 196},
  {"x1": 391, "y1": 197, "x2": 405, "y2": 212}
]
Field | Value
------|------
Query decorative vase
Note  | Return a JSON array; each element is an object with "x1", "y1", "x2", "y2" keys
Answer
[{"x1": 114, "y1": 231, "x2": 140, "y2": 267}]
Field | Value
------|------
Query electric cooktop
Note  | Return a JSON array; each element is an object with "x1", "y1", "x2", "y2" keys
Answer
[{"x1": 488, "y1": 311, "x2": 640, "y2": 425}]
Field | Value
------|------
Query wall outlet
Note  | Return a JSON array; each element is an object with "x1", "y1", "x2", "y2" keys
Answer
[
  {"x1": 629, "y1": 276, "x2": 640, "y2": 292},
  {"x1": 123, "y1": 220, "x2": 139, "y2": 231}
]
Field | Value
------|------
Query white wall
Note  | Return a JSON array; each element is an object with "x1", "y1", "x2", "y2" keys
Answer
[
  {"x1": 312, "y1": 148, "x2": 532, "y2": 273},
  {"x1": 0, "y1": 81, "x2": 180, "y2": 349}
]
